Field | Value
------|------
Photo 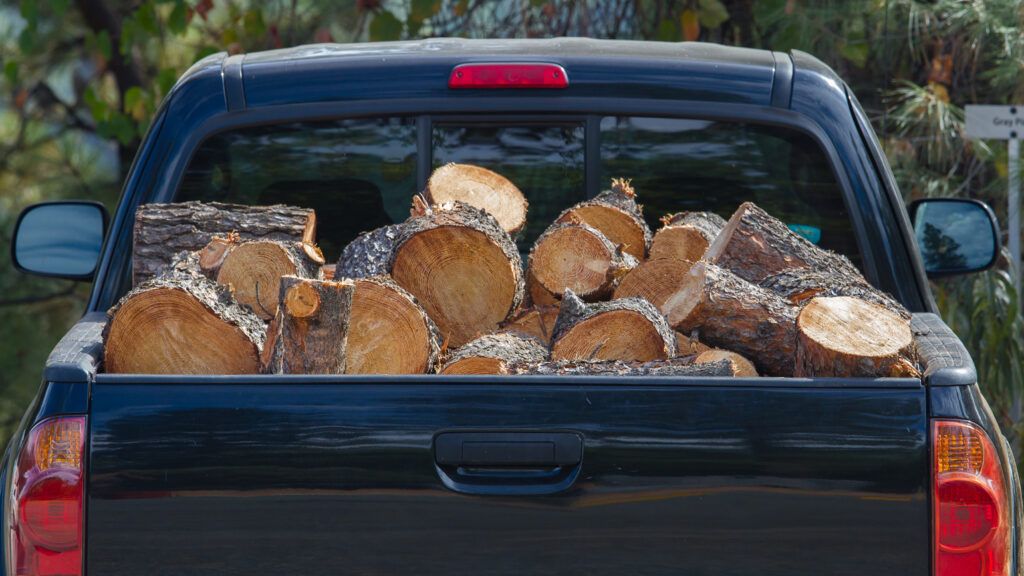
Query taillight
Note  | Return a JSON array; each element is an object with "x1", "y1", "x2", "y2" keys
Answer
[
  {"x1": 448, "y1": 63, "x2": 568, "y2": 89},
  {"x1": 933, "y1": 420, "x2": 1010, "y2": 576},
  {"x1": 9, "y1": 416, "x2": 86, "y2": 576}
]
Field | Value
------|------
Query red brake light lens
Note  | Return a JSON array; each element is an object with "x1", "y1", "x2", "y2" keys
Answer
[
  {"x1": 933, "y1": 420, "x2": 1010, "y2": 576},
  {"x1": 448, "y1": 63, "x2": 568, "y2": 89},
  {"x1": 9, "y1": 416, "x2": 86, "y2": 576}
]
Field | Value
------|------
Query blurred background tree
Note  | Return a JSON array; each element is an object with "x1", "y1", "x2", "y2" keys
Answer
[{"x1": 0, "y1": 0, "x2": 1021, "y2": 453}]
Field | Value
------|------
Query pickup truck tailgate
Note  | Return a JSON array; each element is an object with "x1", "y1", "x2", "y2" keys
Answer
[{"x1": 87, "y1": 377, "x2": 928, "y2": 576}]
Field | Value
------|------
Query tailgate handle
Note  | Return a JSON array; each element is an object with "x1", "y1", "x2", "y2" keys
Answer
[{"x1": 435, "y1": 432, "x2": 582, "y2": 467}]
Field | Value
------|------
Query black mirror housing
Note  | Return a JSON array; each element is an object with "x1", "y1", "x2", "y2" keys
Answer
[
  {"x1": 908, "y1": 198, "x2": 1000, "y2": 278},
  {"x1": 11, "y1": 201, "x2": 109, "y2": 281}
]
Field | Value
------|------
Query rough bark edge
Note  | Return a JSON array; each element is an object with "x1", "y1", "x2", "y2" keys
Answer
[
  {"x1": 337, "y1": 224, "x2": 404, "y2": 279},
  {"x1": 659, "y1": 211, "x2": 727, "y2": 242},
  {"x1": 508, "y1": 357, "x2": 734, "y2": 377},
  {"x1": 440, "y1": 332, "x2": 549, "y2": 373},
  {"x1": 527, "y1": 222, "x2": 639, "y2": 300},
  {"x1": 552, "y1": 290, "x2": 677, "y2": 357},
  {"x1": 263, "y1": 276, "x2": 354, "y2": 375},
  {"x1": 554, "y1": 179, "x2": 653, "y2": 255},
  {"x1": 356, "y1": 275, "x2": 443, "y2": 373},
  {"x1": 759, "y1": 268, "x2": 911, "y2": 319}
]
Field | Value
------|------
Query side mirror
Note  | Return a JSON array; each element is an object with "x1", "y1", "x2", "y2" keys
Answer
[
  {"x1": 908, "y1": 198, "x2": 1000, "y2": 278},
  {"x1": 11, "y1": 201, "x2": 109, "y2": 281}
]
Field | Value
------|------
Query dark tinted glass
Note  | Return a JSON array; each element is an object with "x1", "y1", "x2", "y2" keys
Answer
[
  {"x1": 177, "y1": 118, "x2": 417, "y2": 259},
  {"x1": 14, "y1": 202, "x2": 105, "y2": 278},
  {"x1": 600, "y1": 116, "x2": 861, "y2": 267},
  {"x1": 912, "y1": 199, "x2": 997, "y2": 274},
  {"x1": 432, "y1": 123, "x2": 585, "y2": 251}
]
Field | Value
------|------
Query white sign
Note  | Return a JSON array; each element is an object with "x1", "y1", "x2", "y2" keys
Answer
[{"x1": 965, "y1": 105, "x2": 1024, "y2": 139}]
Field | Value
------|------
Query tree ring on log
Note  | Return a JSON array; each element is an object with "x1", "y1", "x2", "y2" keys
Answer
[
  {"x1": 346, "y1": 277, "x2": 441, "y2": 374},
  {"x1": 613, "y1": 258, "x2": 693, "y2": 311},
  {"x1": 425, "y1": 163, "x2": 529, "y2": 236},
  {"x1": 285, "y1": 282, "x2": 321, "y2": 318}
]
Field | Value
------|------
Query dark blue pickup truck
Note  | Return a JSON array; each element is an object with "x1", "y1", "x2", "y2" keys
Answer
[{"x1": 5, "y1": 39, "x2": 1022, "y2": 576}]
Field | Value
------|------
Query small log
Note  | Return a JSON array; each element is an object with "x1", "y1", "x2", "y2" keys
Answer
[
  {"x1": 554, "y1": 178, "x2": 652, "y2": 259},
  {"x1": 338, "y1": 202, "x2": 524, "y2": 347},
  {"x1": 500, "y1": 305, "x2": 560, "y2": 345},
  {"x1": 551, "y1": 290, "x2": 676, "y2": 362},
  {"x1": 759, "y1": 268, "x2": 910, "y2": 319},
  {"x1": 440, "y1": 333, "x2": 549, "y2": 375},
  {"x1": 263, "y1": 276, "x2": 354, "y2": 374},
  {"x1": 695, "y1": 349, "x2": 758, "y2": 377},
  {"x1": 795, "y1": 296, "x2": 920, "y2": 378},
  {"x1": 675, "y1": 331, "x2": 710, "y2": 356},
  {"x1": 613, "y1": 258, "x2": 693, "y2": 311},
  {"x1": 421, "y1": 163, "x2": 529, "y2": 236},
  {"x1": 704, "y1": 202, "x2": 860, "y2": 283},
  {"x1": 346, "y1": 276, "x2": 441, "y2": 374},
  {"x1": 216, "y1": 240, "x2": 322, "y2": 321},
  {"x1": 104, "y1": 259, "x2": 264, "y2": 374},
  {"x1": 649, "y1": 211, "x2": 727, "y2": 262},
  {"x1": 197, "y1": 233, "x2": 240, "y2": 278},
  {"x1": 664, "y1": 262, "x2": 799, "y2": 376},
  {"x1": 508, "y1": 357, "x2": 734, "y2": 377},
  {"x1": 133, "y1": 201, "x2": 316, "y2": 285},
  {"x1": 528, "y1": 222, "x2": 638, "y2": 301}
]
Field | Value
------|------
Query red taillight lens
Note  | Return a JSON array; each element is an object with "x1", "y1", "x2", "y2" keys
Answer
[
  {"x1": 448, "y1": 63, "x2": 568, "y2": 89},
  {"x1": 9, "y1": 416, "x2": 85, "y2": 576},
  {"x1": 933, "y1": 420, "x2": 1010, "y2": 576}
]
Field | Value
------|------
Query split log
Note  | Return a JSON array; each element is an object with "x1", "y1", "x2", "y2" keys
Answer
[
  {"x1": 664, "y1": 262, "x2": 799, "y2": 376},
  {"x1": 338, "y1": 202, "x2": 524, "y2": 347},
  {"x1": 133, "y1": 201, "x2": 316, "y2": 285},
  {"x1": 759, "y1": 268, "x2": 910, "y2": 319},
  {"x1": 554, "y1": 178, "x2": 652, "y2": 259},
  {"x1": 346, "y1": 276, "x2": 441, "y2": 374},
  {"x1": 263, "y1": 276, "x2": 354, "y2": 374},
  {"x1": 704, "y1": 202, "x2": 860, "y2": 283},
  {"x1": 439, "y1": 333, "x2": 548, "y2": 375},
  {"x1": 104, "y1": 258, "x2": 264, "y2": 374},
  {"x1": 613, "y1": 258, "x2": 693, "y2": 311},
  {"x1": 508, "y1": 357, "x2": 735, "y2": 377},
  {"x1": 675, "y1": 331, "x2": 710, "y2": 356},
  {"x1": 216, "y1": 240, "x2": 323, "y2": 320},
  {"x1": 551, "y1": 290, "x2": 676, "y2": 362},
  {"x1": 421, "y1": 163, "x2": 528, "y2": 236},
  {"x1": 694, "y1": 349, "x2": 758, "y2": 377},
  {"x1": 527, "y1": 222, "x2": 638, "y2": 301},
  {"x1": 795, "y1": 296, "x2": 920, "y2": 378},
  {"x1": 500, "y1": 305, "x2": 560, "y2": 345},
  {"x1": 649, "y1": 211, "x2": 727, "y2": 262}
]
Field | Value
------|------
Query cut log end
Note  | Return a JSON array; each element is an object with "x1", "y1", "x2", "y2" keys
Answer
[
  {"x1": 264, "y1": 277, "x2": 354, "y2": 375},
  {"x1": 613, "y1": 258, "x2": 693, "y2": 312},
  {"x1": 551, "y1": 291, "x2": 676, "y2": 362},
  {"x1": 345, "y1": 277, "x2": 441, "y2": 375},
  {"x1": 198, "y1": 234, "x2": 239, "y2": 276},
  {"x1": 284, "y1": 282, "x2": 321, "y2": 318},
  {"x1": 557, "y1": 204, "x2": 648, "y2": 259},
  {"x1": 529, "y1": 223, "x2": 636, "y2": 301},
  {"x1": 439, "y1": 332, "x2": 548, "y2": 375},
  {"x1": 216, "y1": 241, "x2": 316, "y2": 320},
  {"x1": 425, "y1": 163, "x2": 528, "y2": 236},
  {"x1": 695, "y1": 349, "x2": 758, "y2": 377}
]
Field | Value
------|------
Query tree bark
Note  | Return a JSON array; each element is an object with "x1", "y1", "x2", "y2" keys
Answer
[
  {"x1": 649, "y1": 211, "x2": 727, "y2": 262},
  {"x1": 528, "y1": 222, "x2": 638, "y2": 301},
  {"x1": 346, "y1": 276, "x2": 442, "y2": 374},
  {"x1": 554, "y1": 178, "x2": 652, "y2": 259},
  {"x1": 664, "y1": 262, "x2": 799, "y2": 376},
  {"x1": 551, "y1": 290, "x2": 677, "y2": 362},
  {"x1": 759, "y1": 268, "x2": 910, "y2": 319},
  {"x1": 216, "y1": 240, "x2": 322, "y2": 321},
  {"x1": 508, "y1": 357, "x2": 735, "y2": 377},
  {"x1": 133, "y1": 201, "x2": 316, "y2": 285},
  {"x1": 263, "y1": 276, "x2": 354, "y2": 374},
  {"x1": 423, "y1": 163, "x2": 529, "y2": 236},
  {"x1": 694, "y1": 349, "x2": 759, "y2": 377},
  {"x1": 440, "y1": 332, "x2": 549, "y2": 375}
]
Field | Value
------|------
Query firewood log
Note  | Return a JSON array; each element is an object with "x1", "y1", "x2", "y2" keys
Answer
[
  {"x1": 675, "y1": 331, "x2": 710, "y2": 356},
  {"x1": 649, "y1": 211, "x2": 727, "y2": 262},
  {"x1": 500, "y1": 305, "x2": 559, "y2": 346},
  {"x1": 439, "y1": 333, "x2": 548, "y2": 375},
  {"x1": 133, "y1": 201, "x2": 316, "y2": 285},
  {"x1": 551, "y1": 290, "x2": 677, "y2": 362},
  {"x1": 613, "y1": 258, "x2": 693, "y2": 310},
  {"x1": 337, "y1": 202, "x2": 524, "y2": 347},
  {"x1": 346, "y1": 276, "x2": 441, "y2": 374},
  {"x1": 759, "y1": 268, "x2": 910, "y2": 319},
  {"x1": 694, "y1": 349, "x2": 758, "y2": 377},
  {"x1": 527, "y1": 222, "x2": 638, "y2": 301},
  {"x1": 419, "y1": 163, "x2": 528, "y2": 236},
  {"x1": 554, "y1": 178, "x2": 652, "y2": 259},
  {"x1": 705, "y1": 202, "x2": 860, "y2": 283},
  {"x1": 664, "y1": 262, "x2": 799, "y2": 376},
  {"x1": 215, "y1": 240, "x2": 323, "y2": 321},
  {"x1": 526, "y1": 268, "x2": 560, "y2": 306},
  {"x1": 104, "y1": 254, "x2": 264, "y2": 374},
  {"x1": 262, "y1": 276, "x2": 354, "y2": 374},
  {"x1": 507, "y1": 357, "x2": 735, "y2": 377},
  {"x1": 795, "y1": 296, "x2": 920, "y2": 378}
]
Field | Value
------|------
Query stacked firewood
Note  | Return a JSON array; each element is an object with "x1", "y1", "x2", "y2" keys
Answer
[{"x1": 104, "y1": 163, "x2": 919, "y2": 379}]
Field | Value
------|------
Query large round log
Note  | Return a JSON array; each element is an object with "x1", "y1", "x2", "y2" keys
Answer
[
  {"x1": 133, "y1": 201, "x2": 316, "y2": 286},
  {"x1": 759, "y1": 268, "x2": 910, "y2": 319},
  {"x1": 694, "y1": 349, "x2": 758, "y2": 377},
  {"x1": 500, "y1": 305, "x2": 560, "y2": 346},
  {"x1": 336, "y1": 224, "x2": 403, "y2": 280},
  {"x1": 216, "y1": 240, "x2": 322, "y2": 320},
  {"x1": 554, "y1": 178, "x2": 652, "y2": 259},
  {"x1": 508, "y1": 357, "x2": 734, "y2": 377},
  {"x1": 704, "y1": 202, "x2": 860, "y2": 283},
  {"x1": 104, "y1": 260, "x2": 264, "y2": 374},
  {"x1": 263, "y1": 276, "x2": 354, "y2": 374},
  {"x1": 551, "y1": 290, "x2": 676, "y2": 362},
  {"x1": 439, "y1": 333, "x2": 548, "y2": 375},
  {"x1": 649, "y1": 211, "x2": 726, "y2": 262},
  {"x1": 422, "y1": 163, "x2": 528, "y2": 236},
  {"x1": 346, "y1": 276, "x2": 441, "y2": 374},
  {"x1": 795, "y1": 296, "x2": 919, "y2": 378},
  {"x1": 613, "y1": 258, "x2": 693, "y2": 311},
  {"x1": 664, "y1": 262, "x2": 799, "y2": 377},
  {"x1": 528, "y1": 222, "x2": 638, "y2": 301}
]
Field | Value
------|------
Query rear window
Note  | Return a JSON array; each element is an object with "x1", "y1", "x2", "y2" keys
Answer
[{"x1": 177, "y1": 115, "x2": 860, "y2": 267}]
